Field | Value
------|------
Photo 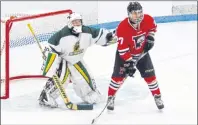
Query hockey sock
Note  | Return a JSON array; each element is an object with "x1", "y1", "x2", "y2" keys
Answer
[
  {"x1": 108, "y1": 77, "x2": 124, "y2": 96},
  {"x1": 144, "y1": 76, "x2": 161, "y2": 96}
]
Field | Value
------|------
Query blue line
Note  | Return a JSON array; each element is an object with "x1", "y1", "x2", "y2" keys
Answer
[
  {"x1": 89, "y1": 14, "x2": 197, "y2": 29},
  {"x1": 154, "y1": 14, "x2": 197, "y2": 23}
]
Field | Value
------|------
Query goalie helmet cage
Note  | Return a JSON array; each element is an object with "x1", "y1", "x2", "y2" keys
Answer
[{"x1": 1, "y1": 9, "x2": 72, "y2": 99}]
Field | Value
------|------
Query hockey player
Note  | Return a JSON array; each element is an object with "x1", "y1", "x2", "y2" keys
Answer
[
  {"x1": 107, "y1": 2, "x2": 164, "y2": 111},
  {"x1": 38, "y1": 12, "x2": 116, "y2": 108}
]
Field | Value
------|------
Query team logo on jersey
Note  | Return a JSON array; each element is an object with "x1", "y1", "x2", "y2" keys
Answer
[
  {"x1": 74, "y1": 41, "x2": 80, "y2": 52},
  {"x1": 132, "y1": 33, "x2": 146, "y2": 49},
  {"x1": 69, "y1": 41, "x2": 84, "y2": 56}
]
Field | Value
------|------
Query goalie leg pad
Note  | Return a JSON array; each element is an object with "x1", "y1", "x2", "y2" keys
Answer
[
  {"x1": 42, "y1": 52, "x2": 61, "y2": 78},
  {"x1": 39, "y1": 59, "x2": 72, "y2": 107},
  {"x1": 68, "y1": 60, "x2": 102, "y2": 104},
  {"x1": 81, "y1": 90, "x2": 102, "y2": 104},
  {"x1": 72, "y1": 82, "x2": 102, "y2": 104},
  {"x1": 58, "y1": 60, "x2": 71, "y2": 86}
]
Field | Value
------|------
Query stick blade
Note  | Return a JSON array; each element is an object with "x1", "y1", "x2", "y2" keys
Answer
[
  {"x1": 77, "y1": 103, "x2": 93, "y2": 110},
  {"x1": 91, "y1": 119, "x2": 96, "y2": 124}
]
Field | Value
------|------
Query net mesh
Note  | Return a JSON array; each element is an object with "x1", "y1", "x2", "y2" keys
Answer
[{"x1": 1, "y1": 9, "x2": 72, "y2": 99}]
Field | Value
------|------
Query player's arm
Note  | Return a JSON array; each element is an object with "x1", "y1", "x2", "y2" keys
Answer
[
  {"x1": 84, "y1": 26, "x2": 116, "y2": 46},
  {"x1": 116, "y1": 27, "x2": 132, "y2": 62},
  {"x1": 148, "y1": 16, "x2": 157, "y2": 36},
  {"x1": 48, "y1": 28, "x2": 65, "y2": 55},
  {"x1": 144, "y1": 15, "x2": 157, "y2": 53}
]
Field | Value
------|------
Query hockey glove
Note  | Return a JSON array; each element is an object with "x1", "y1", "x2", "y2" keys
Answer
[
  {"x1": 144, "y1": 35, "x2": 154, "y2": 53},
  {"x1": 106, "y1": 32, "x2": 113, "y2": 41},
  {"x1": 103, "y1": 30, "x2": 117, "y2": 46},
  {"x1": 106, "y1": 30, "x2": 116, "y2": 41},
  {"x1": 124, "y1": 61, "x2": 136, "y2": 77}
]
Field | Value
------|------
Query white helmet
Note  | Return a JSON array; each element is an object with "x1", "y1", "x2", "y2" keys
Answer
[{"x1": 67, "y1": 13, "x2": 83, "y2": 34}]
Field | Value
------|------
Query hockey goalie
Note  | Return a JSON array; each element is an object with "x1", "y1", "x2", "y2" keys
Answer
[{"x1": 38, "y1": 12, "x2": 116, "y2": 108}]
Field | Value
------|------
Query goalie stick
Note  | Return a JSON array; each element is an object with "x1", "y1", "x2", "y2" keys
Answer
[
  {"x1": 91, "y1": 52, "x2": 148, "y2": 124},
  {"x1": 27, "y1": 23, "x2": 93, "y2": 110}
]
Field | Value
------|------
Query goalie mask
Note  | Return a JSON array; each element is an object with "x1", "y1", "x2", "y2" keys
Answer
[
  {"x1": 127, "y1": 2, "x2": 144, "y2": 25},
  {"x1": 67, "y1": 13, "x2": 83, "y2": 34}
]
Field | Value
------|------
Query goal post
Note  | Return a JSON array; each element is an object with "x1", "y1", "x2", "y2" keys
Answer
[{"x1": 1, "y1": 9, "x2": 72, "y2": 99}]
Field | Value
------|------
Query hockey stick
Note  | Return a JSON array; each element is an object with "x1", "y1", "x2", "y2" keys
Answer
[
  {"x1": 27, "y1": 23, "x2": 93, "y2": 110},
  {"x1": 91, "y1": 52, "x2": 148, "y2": 124}
]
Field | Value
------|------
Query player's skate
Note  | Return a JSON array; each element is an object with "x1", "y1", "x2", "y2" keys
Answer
[
  {"x1": 154, "y1": 94, "x2": 164, "y2": 110},
  {"x1": 107, "y1": 96, "x2": 115, "y2": 111},
  {"x1": 38, "y1": 78, "x2": 59, "y2": 108},
  {"x1": 38, "y1": 90, "x2": 49, "y2": 106}
]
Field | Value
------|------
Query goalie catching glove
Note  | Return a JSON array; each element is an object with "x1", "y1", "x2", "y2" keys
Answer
[{"x1": 103, "y1": 30, "x2": 118, "y2": 46}]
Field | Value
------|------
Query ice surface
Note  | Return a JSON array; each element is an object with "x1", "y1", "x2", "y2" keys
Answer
[{"x1": 1, "y1": 21, "x2": 197, "y2": 124}]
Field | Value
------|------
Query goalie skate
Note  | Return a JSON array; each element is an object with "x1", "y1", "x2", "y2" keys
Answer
[
  {"x1": 38, "y1": 78, "x2": 59, "y2": 108},
  {"x1": 38, "y1": 90, "x2": 58, "y2": 108}
]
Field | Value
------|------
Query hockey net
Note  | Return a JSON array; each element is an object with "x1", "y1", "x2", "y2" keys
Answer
[{"x1": 1, "y1": 9, "x2": 72, "y2": 99}]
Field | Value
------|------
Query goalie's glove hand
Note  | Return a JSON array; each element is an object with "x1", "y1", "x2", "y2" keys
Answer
[
  {"x1": 103, "y1": 30, "x2": 117, "y2": 46},
  {"x1": 144, "y1": 35, "x2": 154, "y2": 53},
  {"x1": 124, "y1": 61, "x2": 136, "y2": 77},
  {"x1": 106, "y1": 30, "x2": 115, "y2": 41}
]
